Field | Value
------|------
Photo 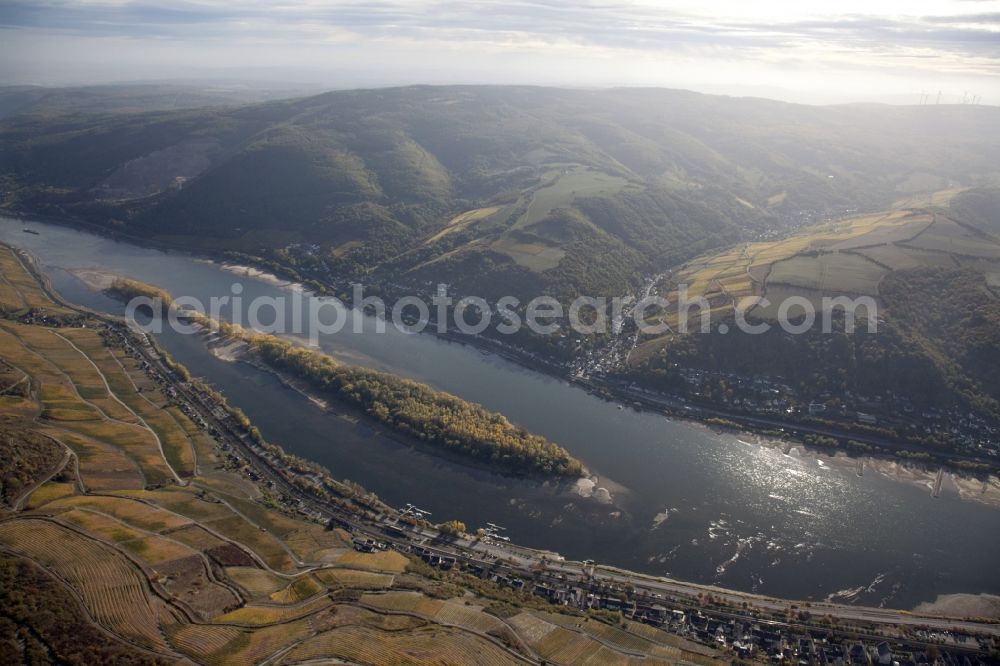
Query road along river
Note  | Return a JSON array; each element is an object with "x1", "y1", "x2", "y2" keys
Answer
[{"x1": 3, "y1": 215, "x2": 999, "y2": 610}]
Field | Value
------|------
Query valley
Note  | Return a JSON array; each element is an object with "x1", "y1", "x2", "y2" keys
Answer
[
  {"x1": 2, "y1": 216, "x2": 999, "y2": 613},
  {"x1": 2, "y1": 236, "x2": 999, "y2": 665},
  {"x1": 5, "y1": 0, "x2": 1000, "y2": 655},
  {"x1": 2, "y1": 82, "x2": 1000, "y2": 664},
  {"x1": 0, "y1": 239, "x2": 727, "y2": 665},
  {"x1": 4, "y1": 85, "x2": 999, "y2": 449}
]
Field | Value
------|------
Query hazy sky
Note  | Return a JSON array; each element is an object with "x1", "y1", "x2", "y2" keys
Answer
[{"x1": 1, "y1": 0, "x2": 999, "y2": 103}]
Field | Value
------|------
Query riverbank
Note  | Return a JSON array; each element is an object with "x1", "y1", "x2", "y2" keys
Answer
[
  {"x1": 577, "y1": 374, "x2": 1000, "y2": 475},
  {"x1": 88, "y1": 272, "x2": 587, "y2": 481},
  {"x1": 60, "y1": 265, "x2": 626, "y2": 503},
  {"x1": 15, "y1": 209, "x2": 996, "y2": 474},
  {"x1": 9, "y1": 207, "x2": 336, "y2": 296},
  {"x1": 6, "y1": 225, "x2": 1000, "y2": 613},
  {"x1": 54, "y1": 223, "x2": 1000, "y2": 492},
  {"x1": 913, "y1": 594, "x2": 1000, "y2": 620},
  {"x1": 58, "y1": 243, "x2": 1000, "y2": 506},
  {"x1": 196, "y1": 323, "x2": 608, "y2": 494}
]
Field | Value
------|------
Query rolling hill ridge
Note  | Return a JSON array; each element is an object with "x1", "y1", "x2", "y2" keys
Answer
[{"x1": 3, "y1": 85, "x2": 1000, "y2": 302}]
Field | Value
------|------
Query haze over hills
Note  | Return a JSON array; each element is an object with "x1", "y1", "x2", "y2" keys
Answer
[
  {"x1": 2, "y1": 81, "x2": 1000, "y2": 665},
  {"x1": 0, "y1": 82, "x2": 321, "y2": 120},
  {"x1": 3, "y1": 85, "x2": 999, "y2": 305},
  {"x1": 2, "y1": 84, "x2": 1000, "y2": 450}
]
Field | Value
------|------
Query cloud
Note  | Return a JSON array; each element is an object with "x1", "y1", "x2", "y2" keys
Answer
[
  {"x1": 1, "y1": 0, "x2": 998, "y2": 96},
  {"x1": 0, "y1": 1, "x2": 995, "y2": 49}
]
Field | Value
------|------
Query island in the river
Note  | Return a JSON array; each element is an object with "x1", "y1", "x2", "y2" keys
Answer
[{"x1": 105, "y1": 277, "x2": 585, "y2": 478}]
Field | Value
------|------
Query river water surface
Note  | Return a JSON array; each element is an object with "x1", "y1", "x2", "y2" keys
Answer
[{"x1": 3, "y1": 216, "x2": 999, "y2": 609}]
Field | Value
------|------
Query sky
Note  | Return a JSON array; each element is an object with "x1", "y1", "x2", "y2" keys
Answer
[{"x1": 1, "y1": 0, "x2": 999, "y2": 104}]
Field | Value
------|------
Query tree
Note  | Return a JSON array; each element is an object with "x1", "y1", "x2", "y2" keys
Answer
[{"x1": 437, "y1": 520, "x2": 466, "y2": 537}]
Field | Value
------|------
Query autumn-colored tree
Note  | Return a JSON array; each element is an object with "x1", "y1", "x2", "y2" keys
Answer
[{"x1": 437, "y1": 520, "x2": 466, "y2": 537}]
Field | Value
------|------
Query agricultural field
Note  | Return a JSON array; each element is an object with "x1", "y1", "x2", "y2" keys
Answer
[
  {"x1": 166, "y1": 523, "x2": 230, "y2": 551},
  {"x1": 902, "y1": 216, "x2": 1000, "y2": 259},
  {"x1": 538, "y1": 610, "x2": 655, "y2": 653},
  {"x1": 468, "y1": 165, "x2": 632, "y2": 272},
  {"x1": 0, "y1": 246, "x2": 76, "y2": 316},
  {"x1": 506, "y1": 610, "x2": 558, "y2": 645},
  {"x1": 892, "y1": 186, "x2": 967, "y2": 209},
  {"x1": 268, "y1": 574, "x2": 325, "y2": 604},
  {"x1": 214, "y1": 491, "x2": 350, "y2": 562},
  {"x1": 425, "y1": 205, "x2": 505, "y2": 244},
  {"x1": 642, "y1": 204, "x2": 1000, "y2": 345},
  {"x1": 335, "y1": 548, "x2": 410, "y2": 573},
  {"x1": 208, "y1": 515, "x2": 297, "y2": 571},
  {"x1": 766, "y1": 252, "x2": 887, "y2": 296},
  {"x1": 283, "y1": 624, "x2": 527, "y2": 666},
  {"x1": 491, "y1": 235, "x2": 567, "y2": 271},
  {"x1": 514, "y1": 166, "x2": 630, "y2": 230},
  {"x1": 50, "y1": 494, "x2": 191, "y2": 531},
  {"x1": 431, "y1": 598, "x2": 510, "y2": 634},
  {"x1": 58, "y1": 506, "x2": 150, "y2": 543},
  {"x1": 537, "y1": 629, "x2": 606, "y2": 665},
  {"x1": 210, "y1": 594, "x2": 333, "y2": 626},
  {"x1": 24, "y1": 480, "x2": 76, "y2": 508},
  {"x1": 154, "y1": 554, "x2": 243, "y2": 619},
  {"x1": 361, "y1": 590, "x2": 446, "y2": 617},
  {"x1": 0, "y1": 321, "x2": 182, "y2": 486},
  {"x1": 506, "y1": 612, "x2": 631, "y2": 665},
  {"x1": 0, "y1": 519, "x2": 175, "y2": 652},
  {"x1": 856, "y1": 244, "x2": 959, "y2": 271},
  {"x1": 213, "y1": 619, "x2": 313, "y2": 666},
  {"x1": 669, "y1": 210, "x2": 923, "y2": 306},
  {"x1": 169, "y1": 619, "x2": 313, "y2": 666},
  {"x1": 532, "y1": 609, "x2": 716, "y2": 665},
  {"x1": 321, "y1": 603, "x2": 428, "y2": 632},
  {"x1": 41, "y1": 428, "x2": 147, "y2": 490},
  {"x1": 314, "y1": 568, "x2": 394, "y2": 589},
  {"x1": 61, "y1": 327, "x2": 199, "y2": 476},
  {"x1": 225, "y1": 566, "x2": 290, "y2": 598},
  {"x1": 824, "y1": 212, "x2": 932, "y2": 251},
  {"x1": 169, "y1": 624, "x2": 245, "y2": 663},
  {"x1": 0, "y1": 393, "x2": 37, "y2": 423}
]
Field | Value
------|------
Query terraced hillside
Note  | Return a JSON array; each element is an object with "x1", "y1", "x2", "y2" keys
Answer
[
  {"x1": 629, "y1": 190, "x2": 1000, "y2": 438},
  {"x1": 0, "y1": 244, "x2": 721, "y2": 665},
  {"x1": 643, "y1": 206, "x2": 948, "y2": 332}
]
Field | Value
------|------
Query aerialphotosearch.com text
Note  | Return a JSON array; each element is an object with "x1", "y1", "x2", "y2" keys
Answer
[{"x1": 127, "y1": 282, "x2": 878, "y2": 346}]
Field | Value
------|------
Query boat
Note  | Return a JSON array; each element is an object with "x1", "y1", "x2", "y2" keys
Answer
[{"x1": 22, "y1": 228, "x2": 40, "y2": 235}]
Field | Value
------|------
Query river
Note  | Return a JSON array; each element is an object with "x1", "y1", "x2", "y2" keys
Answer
[{"x1": 3, "y1": 215, "x2": 999, "y2": 609}]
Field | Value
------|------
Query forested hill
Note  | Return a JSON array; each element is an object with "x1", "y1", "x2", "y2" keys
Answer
[
  {"x1": 2, "y1": 85, "x2": 1000, "y2": 301},
  {"x1": 626, "y1": 189, "x2": 1000, "y2": 447}
]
